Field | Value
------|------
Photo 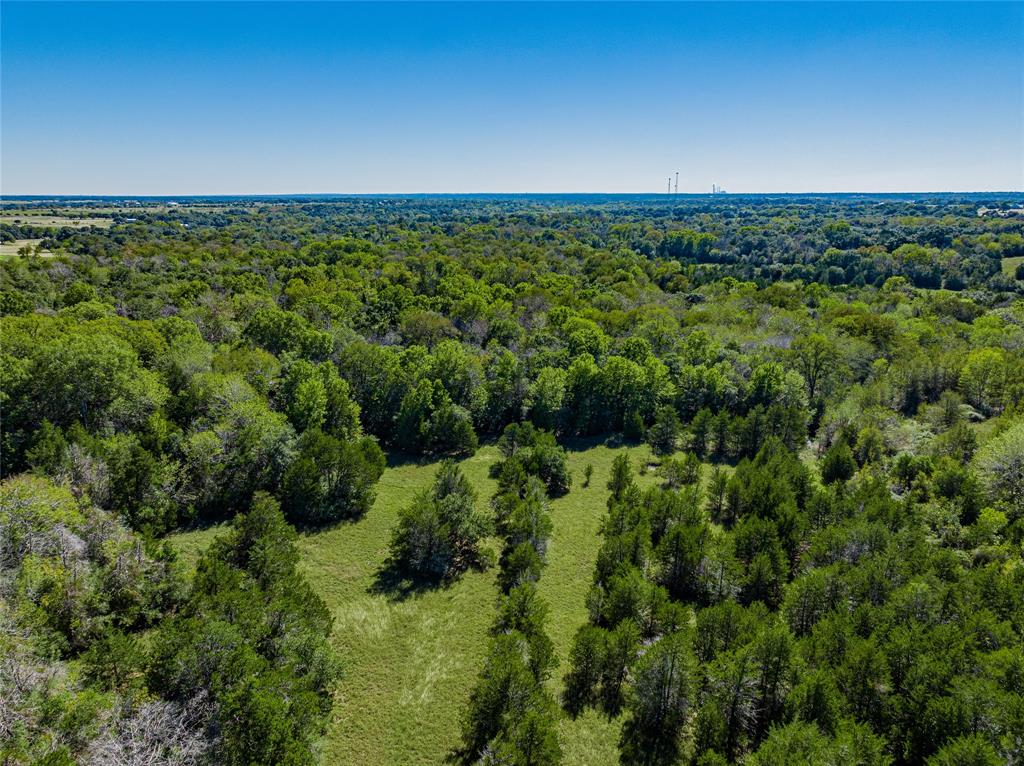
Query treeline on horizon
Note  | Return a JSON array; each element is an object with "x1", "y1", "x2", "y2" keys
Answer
[{"x1": 1, "y1": 195, "x2": 1023, "y2": 765}]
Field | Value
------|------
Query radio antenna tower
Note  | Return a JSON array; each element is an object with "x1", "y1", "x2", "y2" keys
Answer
[{"x1": 674, "y1": 172, "x2": 679, "y2": 194}]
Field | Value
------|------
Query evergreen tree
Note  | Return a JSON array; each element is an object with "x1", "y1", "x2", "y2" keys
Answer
[{"x1": 620, "y1": 632, "x2": 696, "y2": 766}]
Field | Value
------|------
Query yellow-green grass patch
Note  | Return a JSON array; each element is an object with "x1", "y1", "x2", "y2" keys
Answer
[
  {"x1": 0, "y1": 239, "x2": 52, "y2": 257},
  {"x1": 1002, "y1": 256, "x2": 1024, "y2": 278}
]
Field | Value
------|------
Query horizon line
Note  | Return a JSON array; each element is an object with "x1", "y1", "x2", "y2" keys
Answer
[{"x1": 4, "y1": 190, "x2": 1023, "y2": 199}]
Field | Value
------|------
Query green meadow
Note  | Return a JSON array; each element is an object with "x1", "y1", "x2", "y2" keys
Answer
[{"x1": 171, "y1": 440, "x2": 682, "y2": 766}]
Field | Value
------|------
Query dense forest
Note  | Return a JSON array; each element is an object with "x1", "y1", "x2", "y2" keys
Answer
[{"x1": 2, "y1": 193, "x2": 1023, "y2": 765}]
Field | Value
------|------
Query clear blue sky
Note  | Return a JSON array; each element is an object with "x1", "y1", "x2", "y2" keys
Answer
[{"x1": 2, "y1": 2, "x2": 1022, "y2": 194}]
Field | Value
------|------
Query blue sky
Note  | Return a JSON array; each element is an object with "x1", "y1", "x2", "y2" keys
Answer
[{"x1": 2, "y1": 2, "x2": 1022, "y2": 194}]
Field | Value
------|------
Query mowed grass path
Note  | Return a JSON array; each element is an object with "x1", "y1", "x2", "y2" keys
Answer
[{"x1": 170, "y1": 440, "x2": 664, "y2": 765}]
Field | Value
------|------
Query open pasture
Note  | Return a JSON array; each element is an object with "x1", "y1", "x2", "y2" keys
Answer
[
  {"x1": 0, "y1": 213, "x2": 113, "y2": 228},
  {"x1": 171, "y1": 440, "x2": 684, "y2": 766},
  {"x1": 0, "y1": 239, "x2": 51, "y2": 256}
]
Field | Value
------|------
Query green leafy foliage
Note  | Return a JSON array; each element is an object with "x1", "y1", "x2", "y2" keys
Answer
[{"x1": 281, "y1": 429, "x2": 385, "y2": 525}]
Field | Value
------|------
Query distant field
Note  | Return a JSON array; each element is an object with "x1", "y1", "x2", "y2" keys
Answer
[
  {"x1": 3, "y1": 203, "x2": 243, "y2": 216},
  {"x1": 0, "y1": 213, "x2": 113, "y2": 228},
  {"x1": 0, "y1": 238, "x2": 51, "y2": 257},
  {"x1": 170, "y1": 439, "x2": 712, "y2": 766},
  {"x1": 1003, "y1": 256, "x2": 1024, "y2": 277}
]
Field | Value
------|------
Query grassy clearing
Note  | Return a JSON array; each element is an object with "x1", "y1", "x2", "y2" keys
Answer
[
  {"x1": 172, "y1": 450, "x2": 500, "y2": 764},
  {"x1": 300, "y1": 448, "x2": 500, "y2": 765},
  {"x1": 543, "y1": 439, "x2": 663, "y2": 766},
  {"x1": 168, "y1": 523, "x2": 227, "y2": 574},
  {"x1": 169, "y1": 440, "x2": 707, "y2": 765},
  {"x1": 0, "y1": 239, "x2": 51, "y2": 257},
  {"x1": 1002, "y1": 255, "x2": 1024, "y2": 278},
  {"x1": 0, "y1": 214, "x2": 113, "y2": 228}
]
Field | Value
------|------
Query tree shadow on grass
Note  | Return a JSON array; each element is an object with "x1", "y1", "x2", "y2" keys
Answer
[
  {"x1": 560, "y1": 433, "x2": 634, "y2": 453},
  {"x1": 370, "y1": 550, "x2": 494, "y2": 603},
  {"x1": 383, "y1": 450, "x2": 439, "y2": 470},
  {"x1": 384, "y1": 444, "x2": 491, "y2": 470},
  {"x1": 289, "y1": 505, "x2": 378, "y2": 537},
  {"x1": 369, "y1": 558, "x2": 448, "y2": 602}
]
